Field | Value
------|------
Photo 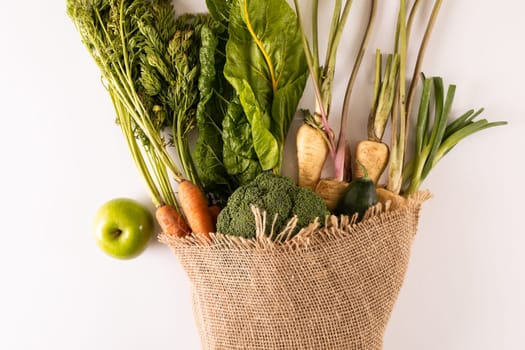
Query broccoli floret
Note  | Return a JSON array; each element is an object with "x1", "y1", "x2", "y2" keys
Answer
[
  {"x1": 293, "y1": 188, "x2": 329, "y2": 229},
  {"x1": 216, "y1": 172, "x2": 328, "y2": 239}
]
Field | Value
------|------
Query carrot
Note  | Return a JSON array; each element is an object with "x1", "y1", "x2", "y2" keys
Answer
[
  {"x1": 155, "y1": 204, "x2": 190, "y2": 237},
  {"x1": 178, "y1": 180, "x2": 214, "y2": 238},
  {"x1": 296, "y1": 123, "x2": 330, "y2": 190},
  {"x1": 208, "y1": 205, "x2": 221, "y2": 229},
  {"x1": 354, "y1": 140, "x2": 389, "y2": 185}
]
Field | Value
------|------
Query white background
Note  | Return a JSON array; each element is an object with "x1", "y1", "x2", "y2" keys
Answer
[{"x1": 1, "y1": 0, "x2": 523, "y2": 349}]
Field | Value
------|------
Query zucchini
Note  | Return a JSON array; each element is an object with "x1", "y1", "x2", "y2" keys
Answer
[{"x1": 335, "y1": 162, "x2": 378, "y2": 221}]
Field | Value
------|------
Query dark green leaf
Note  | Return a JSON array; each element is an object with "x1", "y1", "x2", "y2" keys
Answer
[
  {"x1": 224, "y1": 0, "x2": 308, "y2": 172},
  {"x1": 222, "y1": 96, "x2": 262, "y2": 185},
  {"x1": 422, "y1": 81, "x2": 455, "y2": 179},
  {"x1": 415, "y1": 76, "x2": 432, "y2": 154},
  {"x1": 206, "y1": 0, "x2": 234, "y2": 29},
  {"x1": 194, "y1": 24, "x2": 236, "y2": 197}
]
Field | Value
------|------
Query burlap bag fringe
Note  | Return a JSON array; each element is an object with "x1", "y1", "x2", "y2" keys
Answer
[{"x1": 160, "y1": 191, "x2": 431, "y2": 350}]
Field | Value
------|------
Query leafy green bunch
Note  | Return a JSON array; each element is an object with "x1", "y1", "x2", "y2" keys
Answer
[{"x1": 68, "y1": 0, "x2": 218, "y2": 208}]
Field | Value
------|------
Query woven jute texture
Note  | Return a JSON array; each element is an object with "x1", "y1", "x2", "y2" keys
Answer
[{"x1": 161, "y1": 191, "x2": 430, "y2": 350}]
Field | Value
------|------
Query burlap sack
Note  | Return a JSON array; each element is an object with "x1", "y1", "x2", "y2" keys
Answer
[{"x1": 160, "y1": 191, "x2": 430, "y2": 350}]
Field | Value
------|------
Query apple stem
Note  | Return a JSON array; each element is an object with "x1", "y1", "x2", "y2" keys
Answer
[{"x1": 112, "y1": 229, "x2": 123, "y2": 238}]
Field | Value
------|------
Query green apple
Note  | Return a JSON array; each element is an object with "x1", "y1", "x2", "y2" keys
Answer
[{"x1": 93, "y1": 198, "x2": 154, "y2": 259}]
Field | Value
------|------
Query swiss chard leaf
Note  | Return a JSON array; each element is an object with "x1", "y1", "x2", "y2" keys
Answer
[
  {"x1": 224, "y1": 0, "x2": 308, "y2": 172},
  {"x1": 206, "y1": 0, "x2": 234, "y2": 29},
  {"x1": 194, "y1": 23, "x2": 236, "y2": 199},
  {"x1": 222, "y1": 96, "x2": 262, "y2": 185}
]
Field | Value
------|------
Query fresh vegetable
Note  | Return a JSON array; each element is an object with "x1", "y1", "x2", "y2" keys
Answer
[
  {"x1": 178, "y1": 180, "x2": 215, "y2": 238},
  {"x1": 354, "y1": 140, "x2": 389, "y2": 185},
  {"x1": 208, "y1": 205, "x2": 222, "y2": 228},
  {"x1": 155, "y1": 204, "x2": 190, "y2": 238},
  {"x1": 223, "y1": 0, "x2": 308, "y2": 174},
  {"x1": 296, "y1": 116, "x2": 331, "y2": 190},
  {"x1": 221, "y1": 96, "x2": 262, "y2": 185},
  {"x1": 293, "y1": 0, "x2": 377, "y2": 183},
  {"x1": 68, "y1": 0, "x2": 224, "y2": 238},
  {"x1": 387, "y1": 0, "x2": 444, "y2": 194},
  {"x1": 402, "y1": 76, "x2": 507, "y2": 194},
  {"x1": 354, "y1": 51, "x2": 399, "y2": 185},
  {"x1": 193, "y1": 21, "x2": 238, "y2": 201},
  {"x1": 70, "y1": 0, "x2": 508, "y2": 246},
  {"x1": 376, "y1": 187, "x2": 406, "y2": 210},
  {"x1": 335, "y1": 163, "x2": 378, "y2": 221},
  {"x1": 216, "y1": 173, "x2": 328, "y2": 239},
  {"x1": 68, "y1": 0, "x2": 184, "y2": 209},
  {"x1": 314, "y1": 178, "x2": 349, "y2": 212}
]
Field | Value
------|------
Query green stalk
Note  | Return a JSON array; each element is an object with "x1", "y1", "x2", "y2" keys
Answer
[
  {"x1": 321, "y1": 0, "x2": 355, "y2": 115},
  {"x1": 367, "y1": 49, "x2": 382, "y2": 141},
  {"x1": 421, "y1": 81, "x2": 455, "y2": 179},
  {"x1": 404, "y1": 75, "x2": 507, "y2": 195},
  {"x1": 371, "y1": 53, "x2": 400, "y2": 141},
  {"x1": 144, "y1": 148, "x2": 179, "y2": 209},
  {"x1": 91, "y1": 4, "x2": 184, "y2": 185},
  {"x1": 433, "y1": 120, "x2": 508, "y2": 164},
  {"x1": 335, "y1": 0, "x2": 377, "y2": 181},
  {"x1": 293, "y1": 0, "x2": 336, "y2": 156},
  {"x1": 69, "y1": 1, "x2": 186, "y2": 211},
  {"x1": 105, "y1": 70, "x2": 183, "y2": 182},
  {"x1": 111, "y1": 91, "x2": 162, "y2": 208},
  {"x1": 415, "y1": 76, "x2": 432, "y2": 155},
  {"x1": 312, "y1": 0, "x2": 320, "y2": 79},
  {"x1": 405, "y1": 0, "x2": 443, "y2": 138},
  {"x1": 325, "y1": 0, "x2": 343, "y2": 60},
  {"x1": 174, "y1": 107, "x2": 200, "y2": 187},
  {"x1": 444, "y1": 108, "x2": 483, "y2": 139},
  {"x1": 387, "y1": 0, "x2": 407, "y2": 194},
  {"x1": 115, "y1": 3, "x2": 183, "y2": 184},
  {"x1": 407, "y1": 0, "x2": 422, "y2": 40}
]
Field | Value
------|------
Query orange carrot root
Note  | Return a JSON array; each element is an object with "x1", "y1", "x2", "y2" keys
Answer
[
  {"x1": 155, "y1": 204, "x2": 190, "y2": 237},
  {"x1": 208, "y1": 205, "x2": 221, "y2": 229},
  {"x1": 178, "y1": 180, "x2": 214, "y2": 238}
]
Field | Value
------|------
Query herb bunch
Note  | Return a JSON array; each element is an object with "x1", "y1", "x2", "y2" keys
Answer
[{"x1": 67, "y1": 0, "x2": 209, "y2": 209}]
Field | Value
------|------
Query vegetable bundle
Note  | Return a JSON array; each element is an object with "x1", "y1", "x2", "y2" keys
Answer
[
  {"x1": 68, "y1": 0, "x2": 505, "y2": 236},
  {"x1": 69, "y1": 1, "x2": 507, "y2": 348}
]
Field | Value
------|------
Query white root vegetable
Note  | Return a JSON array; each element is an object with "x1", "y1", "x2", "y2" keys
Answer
[
  {"x1": 376, "y1": 187, "x2": 406, "y2": 210},
  {"x1": 354, "y1": 140, "x2": 389, "y2": 185},
  {"x1": 315, "y1": 178, "x2": 349, "y2": 212},
  {"x1": 296, "y1": 123, "x2": 330, "y2": 190}
]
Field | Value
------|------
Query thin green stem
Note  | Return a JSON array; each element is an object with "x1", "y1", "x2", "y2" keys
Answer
[
  {"x1": 144, "y1": 147, "x2": 179, "y2": 210},
  {"x1": 368, "y1": 49, "x2": 382, "y2": 140},
  {"x1": 335, "y1": 0, "x2": 377, "y2": 180},
  {"x1": 112, "y1": 92, "x2": 162, "y2": 207},
  {"x1": 415, "y1": 76, "x2": 432, "y2": 155},
  {"x1": 406, "y1": 0, "x2": 443, "y2": 136},
  {"x1": 388, "y1": 0, "x2": 407, "y2": 194},
  {"x1": 175, "y1": 109, "x2": 200, "y2": 187},
  {"x1": 407, "y1": 0, "x2": 422, "y2": 41},
  {"x1": 325, "y1": 0, "x2": 343, "y2": 71},
  {"x1": 321, "y1": 0, "x2": 355, "y2": 117},
  {"x1": 373, "y1": 54, "x2": 400, "y2": 141},
  {"x1": 312, "y1": 0, "x2": 320, "y2": 79},
  {"x1": 293, "y1": 0, "x2": 335, "y2": 156}
]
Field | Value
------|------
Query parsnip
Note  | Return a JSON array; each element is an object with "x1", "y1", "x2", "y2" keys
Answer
[
  {"x1": 296, "y1": 123, "x2": 330, "y2": 190},
  {"x1": 354, "y1": 140, "x2": 389, "y2": 185},
  {"x1": 314, "y1": 178, "x2": 349, "y2": 212},
  {"x1": 376, "y1": 187, "x2": 406, "y2": 210}
]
